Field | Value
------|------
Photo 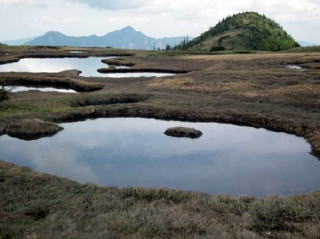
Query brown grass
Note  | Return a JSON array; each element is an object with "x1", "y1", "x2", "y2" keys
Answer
[
  {"x1": 0, "y1": 161, "x2": 319, "y2": 239},
  {"x1": 4, "y1": 119, "x2": 62, "y2": 140}
]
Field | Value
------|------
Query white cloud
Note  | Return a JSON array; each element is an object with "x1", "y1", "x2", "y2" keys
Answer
[
  {"x1": 0, "y1": 0, "x2": 47, "y2": 7},
  {"x1": 69, "y1": 0, "x2": 143, "y2": 10},
  {"x1": 0, "y1": 0, "x2": 319, "y2": 43}
]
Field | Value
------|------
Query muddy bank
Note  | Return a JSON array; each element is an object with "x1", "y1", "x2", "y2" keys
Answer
[
  {"x1": 97, "y1": 67, "x2": 189, "y2": 74},
  {"x1": 102, "y1": 58, "x2": 136, "y2": 67},
  {"x1": 1, "y1": 94, "x2": 318, "y2": 156},
  {"x1": 0, "y1": 73, "x2": 104, "y2": 92},
  {"x1": 36, "y1": 104, "x2": 319, "y2": 157},
  {"x1": 70, "y1": 94, "x2": 149, "y2": 107}
]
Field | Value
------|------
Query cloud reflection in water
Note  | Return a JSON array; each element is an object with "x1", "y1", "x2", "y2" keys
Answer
[{"x1": 0, "y1": 118, "x2": 319, "y2": 196}]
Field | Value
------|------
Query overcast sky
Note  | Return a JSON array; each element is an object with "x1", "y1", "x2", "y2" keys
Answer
[{"x1": 0, "y1": 0, "x2": 319, "y2": 43}]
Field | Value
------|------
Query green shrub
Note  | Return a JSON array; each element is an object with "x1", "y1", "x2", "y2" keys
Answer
[{"x1": 0, "y1": 79, "x2": 8, "y2": 103}]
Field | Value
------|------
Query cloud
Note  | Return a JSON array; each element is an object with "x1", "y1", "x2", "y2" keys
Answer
[
  {"x1": 70, "y1": 0, "x2": 143, "y2": 10},
  {"x1": 0, "y1": 0, "x2": 319, "y2": 43},
  {"x1": 1, "y1": 0, "x2": 47, "y2": 7}
]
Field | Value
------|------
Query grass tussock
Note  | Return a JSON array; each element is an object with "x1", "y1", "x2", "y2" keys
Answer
[
  {"x1": 1, "y1": 75, "x2": 104, "y2": 92},
  {"x1": 0, "y1": 162, "x2": 319, "y2": 239},
  {"x1": 4, "y1": 119, "x2": 63, "y2": 140},
  {"x1": 102, "y1": 58, "x2": 135, "y2": 67},
  {"x1": 148, "y1": 77, "x2": 195, "y2": 90},
  {"x1": 70, "y1": 93, "x2": 149, "y2": 107},
  {"x1": 249, "y1": 195, "x2": 320, "y2": 232}
]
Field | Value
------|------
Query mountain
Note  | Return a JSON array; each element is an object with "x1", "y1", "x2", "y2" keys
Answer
[
  {"x1": 24, "y1": 26, "x2": 189, "y2": 50},
  {"x1": 4, "y1": 37, "x2": 36, "y2": 46},
  {"x1": 180, "y1": 12, "x2": 299, "y2": 51},
  {"x1": 298, "y1": 41, "x2": 319, "y2": 47}
]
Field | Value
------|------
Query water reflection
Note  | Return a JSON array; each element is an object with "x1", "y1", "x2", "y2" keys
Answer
[
  {"x1": 5, "y1": 86, "x2": 77, "y2": 93},
  {"x1": 69, "y1": 51, "x2": 87, "y2": 54},
  {"x1": 0, "y1": 57, "x2": 175, "y2": 78},
  {"x1": 286, "y1": 65, "x2": 305, "y2": 71},
  {"x1": 0, "y1": 118, "x2": 319, "y2": 196},
  {"x1": 0, "y1": 57, "x2": 109, "y2": 77}
]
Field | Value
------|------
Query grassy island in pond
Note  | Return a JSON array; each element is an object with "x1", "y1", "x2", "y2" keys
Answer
[{"x1": 164, "y1": 127, "x2": 203, "y2": 138}]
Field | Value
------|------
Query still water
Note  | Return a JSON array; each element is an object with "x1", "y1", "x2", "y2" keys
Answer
[
  {"x1": 0, "y1": 57, "x2": 110, "y2": 77},
  {"x1": 0, "y1": 118, "x2": 319, "y2": 196},
  {"x1": 0, "y1": 57, "x2": 174, "y2": 78},
  {"x1": 69, "y1": 51, "x2": 87, "y2": 54},
  {"x1": 5, "y1": 86, "x2": 77, "y2": 93}
]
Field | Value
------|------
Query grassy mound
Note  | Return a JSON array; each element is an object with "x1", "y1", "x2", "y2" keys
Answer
[
  {"x1": 181, "y1": 12, "x2": 298, "y2": 51},
  {"x1": 5, "y1": 119, "x2": 63, "y2": 140}
]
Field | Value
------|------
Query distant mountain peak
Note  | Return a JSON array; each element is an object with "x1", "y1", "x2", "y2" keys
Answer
[
  {"x1": 23, "y1": 27, "x2": 189, "y2": 50},
  {"x1": 44, "y1": 31, "x2": 66, "y2": 37},
  {"x1": 121, "y1": 26, "x2": 135, "y2": 31},
  {"x1": 46, "y1": 31, "x2": 60, "y2": 34}
]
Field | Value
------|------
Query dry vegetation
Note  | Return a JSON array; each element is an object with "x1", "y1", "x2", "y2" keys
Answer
[
  {"x1": 4, "y1": 119, "x2": 62, "y2": 140},
  {"x1": 0, "y1": 161, "x2": 320, "y2": 239},
  {"x1": 0, "y1": 45, "x2": 320, "y2": 238}
]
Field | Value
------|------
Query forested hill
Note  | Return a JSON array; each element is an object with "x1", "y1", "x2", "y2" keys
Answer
[{"x1": 180, "y1": 12, "x2": 299, "y2": 51}]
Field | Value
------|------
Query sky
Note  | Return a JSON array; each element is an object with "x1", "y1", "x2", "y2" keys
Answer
[{"x1": 0, "y1": 0, "x2": 319, "y2": 43}]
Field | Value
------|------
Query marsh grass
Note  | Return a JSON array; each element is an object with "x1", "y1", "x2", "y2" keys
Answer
[
  {"x1": 69, "y1": 93, "x2": 149, "y2": 107},
  {"x1": 0, "y1": 47, "x2": 320, "y2": 238},
  {"x1": 0, "y1": 162, "x2": 319, "y2": 239}
]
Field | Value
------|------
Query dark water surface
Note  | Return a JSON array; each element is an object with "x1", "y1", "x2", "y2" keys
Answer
[
  {"x1": 0, "y1": 118, "x2": 319, "y2": 196},
  {"x1": 0, "y1": 57, "x2": 174, "y2": 78}
]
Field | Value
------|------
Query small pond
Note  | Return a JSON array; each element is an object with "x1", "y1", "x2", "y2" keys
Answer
[
  {"x1": 0, "y1": 57, "x2": 176, "y2": 78},
  {"x1": 286, "y1": 65, "x2": 305, "y2": 71},
  {"x1": 69, "y1": 51, "x2": 87, "y2": 54},
  {"x1": 0, "y1": 118, "x2": 319, "y2": 197},
  {"x1": 0, "y1": 57, "x2": 109, "y2": 77},
  {"x1": 5, "y1": 86, "x2": 77, "y2": 93}
]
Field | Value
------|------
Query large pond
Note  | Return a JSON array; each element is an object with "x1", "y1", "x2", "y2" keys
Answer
[
  {"x1": 0, "y1": 57, "x2": 174, "y2": 78},
  {"x1": 0, "y1": 118, "x2": 319, "y2": 197}
]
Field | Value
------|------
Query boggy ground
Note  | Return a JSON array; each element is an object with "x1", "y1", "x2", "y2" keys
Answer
[
  {"x1": 1, "y1": 161, "x2": 320, "y2": 239},
  {"x1": 0, "y1": 45, "x2": 320, "y2": 238}
]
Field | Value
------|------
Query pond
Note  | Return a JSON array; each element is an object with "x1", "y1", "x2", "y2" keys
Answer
[
  {"x1": 0, "y1": 57, "x2": 175, "y2": 78},
  {"x1": 0, "y1": 57, "x2": 110, "y2": 77},
  {"x1": 69, "y1": 51, "x2": 87, "y2": 54},
  {"x1": 5, "y1": 86, "x2": 77, "y2": 93},
  {"x1": 0, "y1": 118, "x2": 319, "y2": 197},
  {"x1": 286, "y1": 65, "x2": 305, "y2": 71}
]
